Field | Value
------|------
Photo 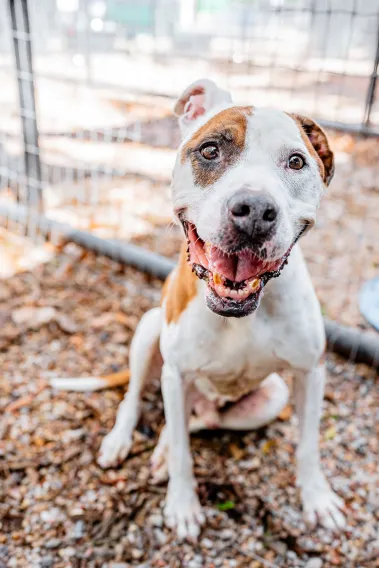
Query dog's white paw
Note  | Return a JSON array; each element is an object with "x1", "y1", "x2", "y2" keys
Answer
[
  {"x1": 164, "y1": 483, "x2": 205, "y2": 540},
  {"x1": 97, "y1": 429, "x2": 132, "y2": 469},
  {"x1": 301, "y1": 480, "x2": 346, "y2": 531}
]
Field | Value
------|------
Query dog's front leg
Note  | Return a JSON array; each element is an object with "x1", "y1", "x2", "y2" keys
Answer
[
  {"x1": 294, "y1": 365, "x2": 346, "y2": 530},
  {"x1": 161, "y1": 363, "x2": 204, "y2": 540}
]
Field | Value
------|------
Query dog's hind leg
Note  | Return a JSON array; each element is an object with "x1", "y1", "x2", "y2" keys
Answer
[
  {"x1": 151, "y1": 413, "x2": 218, "y2": 484},
  {"x1": 98, "y1": 307, "x2": 162, "y2": 469}
]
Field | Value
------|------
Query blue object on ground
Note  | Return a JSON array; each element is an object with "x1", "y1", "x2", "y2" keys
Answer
[{"x1": 359, "y1": 276, "x2": 379, "y2": 331}]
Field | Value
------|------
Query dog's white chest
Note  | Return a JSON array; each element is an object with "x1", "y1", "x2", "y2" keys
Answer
[
  {"x1": 162, "y1": 305, "x2": 285, "y2": 404},
  {"x1": 190, "y1": 329, "x2": 284, "y2": 405}
]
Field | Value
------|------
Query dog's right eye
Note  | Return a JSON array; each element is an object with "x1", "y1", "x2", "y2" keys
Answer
[
  {"x1": 288, "y1": 154, "x2": 305, "y2": 170},
  {"x1": 200, "y1": 143, "x2": 219, "y2": 160}
]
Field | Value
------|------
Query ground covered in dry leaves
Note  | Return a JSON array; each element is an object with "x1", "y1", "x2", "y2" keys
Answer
[{"x1": 0, "y1": 244, "x2": 377, "y2": 568}]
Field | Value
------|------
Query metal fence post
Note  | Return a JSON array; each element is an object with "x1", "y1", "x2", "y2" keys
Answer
[
  {"x1": 363, "y1": 18, "x2": 379, "y2": 128},
  {"x1": 79, "y1": 0, "x2": 92, "y2": 85},
  {"x1": 8, "y1": 0, "x2": 43, "y2": 213}
]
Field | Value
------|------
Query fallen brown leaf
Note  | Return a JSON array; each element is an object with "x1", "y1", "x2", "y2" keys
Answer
[{"x1": 229, "y1": 443, "x2": 245, "y2": 460}]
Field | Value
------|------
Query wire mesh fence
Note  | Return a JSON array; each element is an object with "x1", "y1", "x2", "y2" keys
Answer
[{"x1": 1, "y1": 0, "x2": 379, "y2": 364}]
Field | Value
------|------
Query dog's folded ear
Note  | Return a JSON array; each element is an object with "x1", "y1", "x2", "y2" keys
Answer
[
  {"x1": 174, "y1": 79, "x2": 232, "y2": 136},
  {"x1": 291, "y1": 114, "x2": 334, "y2": 186}
]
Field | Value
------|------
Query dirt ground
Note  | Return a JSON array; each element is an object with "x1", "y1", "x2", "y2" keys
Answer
[{"x1": 0, "y1": 239, "x2": 377, "y2": 568}]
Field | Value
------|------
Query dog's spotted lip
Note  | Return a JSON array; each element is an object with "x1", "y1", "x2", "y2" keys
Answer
[{"x1": 183, "y1": 220, "x2": 295, "y2": 316}]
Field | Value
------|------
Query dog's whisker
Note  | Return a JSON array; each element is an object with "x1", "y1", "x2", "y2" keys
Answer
[{"x1": 164, "y1": 220, "x2": 177, "y2": 236}]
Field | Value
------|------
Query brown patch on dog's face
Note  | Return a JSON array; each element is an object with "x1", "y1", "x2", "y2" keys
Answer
[
  {"x1": 162, "y1": 242, "x2": 198, "y2": 323},
  {"x1": 290, "y1": 113, "x2": 334, "y2": 186},
  {"x1": 181, "y1": 106, "x2": 253, "y2": 187}
]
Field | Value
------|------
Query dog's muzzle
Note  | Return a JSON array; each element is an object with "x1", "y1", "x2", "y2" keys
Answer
[{"x1": 182, "y1": 216, "x2": 308, "y2": 318}]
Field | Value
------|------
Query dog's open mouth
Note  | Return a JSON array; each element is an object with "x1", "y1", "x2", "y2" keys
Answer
[{"x1": 184, "y1": 222, "x2": 293, "y2": 317}]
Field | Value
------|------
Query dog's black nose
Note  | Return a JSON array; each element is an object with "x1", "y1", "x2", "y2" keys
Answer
[{"x1": 228, "y1": 189, "x2": 278, "y2": 239}]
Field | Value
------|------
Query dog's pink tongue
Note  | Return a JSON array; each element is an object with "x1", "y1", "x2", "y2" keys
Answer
[
  {"x1": 236, "y1": 250, "x2": 266, "y2": 281},
  {"x1": 206, "y1": 247, "x2": 237, "y2": 280},
  {"x1": 206, "y1": 247, "x2": 267, "y2": 282}
]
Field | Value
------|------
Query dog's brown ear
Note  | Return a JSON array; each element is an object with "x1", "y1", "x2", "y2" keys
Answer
[
  {"x1": 174, "y1": 79, "x2": 232, "y2": 136},
  {"x1": 291, "y1": 114, "x2": 334, "y2": 186}
]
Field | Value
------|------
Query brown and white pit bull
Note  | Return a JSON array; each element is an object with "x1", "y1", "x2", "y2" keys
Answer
[{"x1": 52, "y1": 79, "x2": 346, "y2": 540}]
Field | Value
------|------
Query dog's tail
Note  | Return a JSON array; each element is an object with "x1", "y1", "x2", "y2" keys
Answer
[{"x1": 49, "y1": 368, "x2": 130, "y2": 391}]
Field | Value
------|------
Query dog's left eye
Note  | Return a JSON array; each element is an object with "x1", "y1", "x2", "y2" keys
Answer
[
  {"x1": 200, "y1": 143, "x2": 219, "y2": 160},
  {"x1": 288, "y1": 154, "x2": 305, "y2": 170}
]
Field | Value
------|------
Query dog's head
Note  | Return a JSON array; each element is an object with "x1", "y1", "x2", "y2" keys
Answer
[{"x1": 172, "y1": 79, "x2": 334, "y2": 318}]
